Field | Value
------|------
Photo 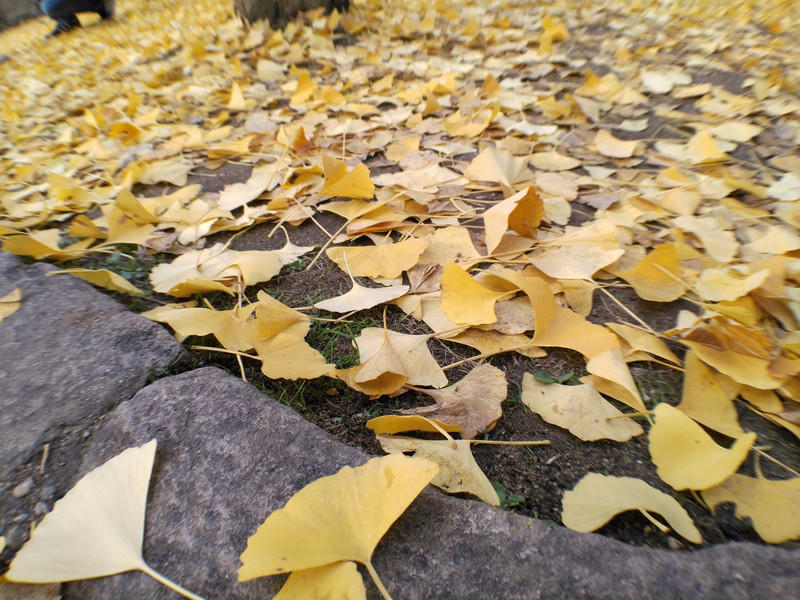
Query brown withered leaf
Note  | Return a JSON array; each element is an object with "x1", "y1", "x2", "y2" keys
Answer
[{"x1": 400, "y1": 364, "x2": 507, "y2": 439}]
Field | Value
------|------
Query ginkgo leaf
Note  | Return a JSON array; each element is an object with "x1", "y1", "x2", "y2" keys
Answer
[
  {"x1": 327, "y1": 239, "x2": 430, "y2": 280},
  {"x1": 523, "y1": 277, "x2": 619, "y2": 360},
  {"x1": 529, "y1": 151, "x2": 581, "y2": 171},
  {"x1": 142, "y1": 303, "x2": 259, "y2": 351},
  {"x1": 239, "y1": 454, "x2": 439, "y2": 600},
  {"x1": 356, "y1": 328, "x2": 448, "y2": 389},
  {"x1": 649, "y1": 404, "x2": 756, "y2": 491},
  {"x1": 606, "y1": 323, "x2": 680, "y2": 365},
  {"x1": 521, "y1": 374, "x2": 643, "y2": 442},
  {"x1": 594, "y1": 129, "x2": 639, "y2": 158},
  {"x1": 617, "y1": 243, "x2": 689, "y2": 302},
  {"x1": 274, "y1": 562, "x2": 366, "y2": 600},
  {"x1": 227, "y1": 82, "x2": 247, "y2": 111},
  {"x1": 48, "y1": 268, "x2": 144, "y2": 296},
  {"x1": 7, "y1": 441, "x2": 156, "y2": 582},
  {"x1": 320, "y1": 154, "x2": 375, "y2": 199},
  {"x1": 683, "y1": 339, "x2": 785, "y2": 390},
  {"x1": 586, "y1": 348, "x2": 647, "y2": 415},
  {"x1": 695, "y1": 268, "x2": 769, "y2": 302},
  {"x1": 463, "y1": 147, "x2": 533, "y2": 187},
  {"x1": 377, "y1": 435, "x2": 500, "y2": 506},
  {"x1": 400, "y1": 364, "x2": 507, "y2": 439},
  {"x1": 3, "y1": 230, "x2": 95, "y2": 261},
  {"x1": 677, "y1": 350, "x2": 744, "y2": 439},
  {"x1": 315, "y1": 282, "x2": 409, "y2": 313},
  {"x1": 0, "y1": 287, "x2": 22, "y2": 323},
  {"x1": 254, "y1": 290, "x2": 312, "y2": 338},
  {"x1": 767, "y1": 173, "x2": 800, "y2": 202},
  {"x1": 528, "y1": 246, "x2": 624, "y2": 281},
  {"x1": 686, "y1": 130, "x2": 728, "y2": 165},
  {"x1": 702, "y1": 472, "x2": 800, "y2": 543},
  {"x1": 217, "y1": 162, "x2": 284, "y2": 211},
  {"x1": 366, "y1": 415, "x2": 463, "y2": 435},
  {"x1": 6, "y1": 441, "x2": 202, "y2": 598},
  {"x1": 441, "y1": 264, "x2": 509, "y2": 326},
  {"x1": 254, "y1": 333, "x2": 336, "y2": 380},
  {"x1": 562, "y1": 473, "x2": 702, "y2": 544},
  {"x1": 482, "y1": 187, "x2": 543, "y2": 254}
]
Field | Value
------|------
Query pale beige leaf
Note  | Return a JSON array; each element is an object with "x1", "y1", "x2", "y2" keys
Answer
[
  {"x1": 521, "y1": 374, "x2": 643, "y2": 442},
  {"x1": 315, "y1": 283, "x2": 409, "y2": 313},
  {"x1": 7, "y1": 441, "x2": 156, "y2": 582},
  {"x1": 377, "y1": 436, "x2": 500, "y2": 505}
]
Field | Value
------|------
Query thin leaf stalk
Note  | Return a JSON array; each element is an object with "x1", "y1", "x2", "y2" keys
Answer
[
  {"x1": 140, "y1": 563, "x2": 206, "y2": 600},
  {"x1": 365, "y1": 560, "x2": 393, "y2": 600}
]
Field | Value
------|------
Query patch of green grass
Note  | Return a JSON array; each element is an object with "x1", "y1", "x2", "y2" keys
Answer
[
  {"x1": 306, "y1": 310, "x2": 382, "y2": 368},
  {"x1": 633, "y1": 366, "x2": 683, "y2": 409},
  {"x1": 492, "y1": 482, "x2": 525, "y2": 510}
]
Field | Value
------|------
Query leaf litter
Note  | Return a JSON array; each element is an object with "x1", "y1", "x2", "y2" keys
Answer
[{"x1": 2, "y1": 0, "x2": 800, "y2": 590}]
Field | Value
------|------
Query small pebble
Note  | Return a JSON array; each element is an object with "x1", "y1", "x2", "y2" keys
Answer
[
  {"x1": 667, "y1": 537, "x2": 683, "y2": 550},
  {"x1": 12, "y1": 477, "x2": 34, "y2": 498},
  {"x1": 40, "y1": 484, "x2": 56, "y2": 501},
  {"x1": 33, "y1": 501, "x2": 50, "y2": 517},
  {"x1": 4, "y1": 525, "x2": 27, "y2": 550}
]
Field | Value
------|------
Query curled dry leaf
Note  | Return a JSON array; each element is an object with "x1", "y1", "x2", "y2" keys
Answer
[
  {"x1": 377, "y1": 435, "x2": 501, "y2": 506},
  {"x1": 355, "y1": 328, "x2": 448, "y2": 390},
  {"x1": 482, "y1": 187, "x2": 543, "y2": 254},
  {"x1": 400, "y1": 363, "x2": 507, "y2": 439},
  {"x1": 521, "y1": 374, "x2": 643, "y2": 442},
  {"x1": 562, "y1": 473, "x2": 702, "y2": 544}
]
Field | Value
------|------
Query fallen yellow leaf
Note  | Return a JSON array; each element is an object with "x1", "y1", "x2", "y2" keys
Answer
[
  {"x1": 562, "y1": 473, "x2": 701, "y2": 543},
  {"x1": 649, "y1": 404, "x2": 756, "y2": 491}
]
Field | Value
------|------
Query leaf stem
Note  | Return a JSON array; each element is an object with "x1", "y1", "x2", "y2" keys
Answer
[
  {"x1": 598, "y1": 287, "x2": 655, "y2": 334},
  {"x1": 189, "y1": 345, "x2": 258, "y2": 360},
  {"x1": 470, "y1": 440, "x2": 550, "y2": 446},
  {"x1": 140, "y1": 563, "x2": 206, "y2": 600},
  {"x1": 365, "y1": 560, "x2": 393, "y2": 600},
  {"x1": 638, "y1": 509, "x2": 670, "y2": 534},
  {"x1": 441, "y1": 344, "x2": 538, "y2": 370},
  {"x1": 753, "y1": 447, "x2": 800, "y2": 478}
]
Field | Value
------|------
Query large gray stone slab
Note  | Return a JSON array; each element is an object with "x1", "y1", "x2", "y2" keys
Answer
[
  {"x1": 0, "y1": 252, "x2": 183, "y2": 482},
  {"x1": 44, "y1": 367, "x2": 799, "y2": 600}
]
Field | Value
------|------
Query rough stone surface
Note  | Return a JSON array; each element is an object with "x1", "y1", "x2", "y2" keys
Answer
[
  {"x1": 0, "y1": 252, "x2": 183, "y2": 483},
  {"x1": 43, "y1": 367, "x2": 800, "y2": 600},
  {"x1": 0, "y1": 0, "x2": 38, "y2": 30}
]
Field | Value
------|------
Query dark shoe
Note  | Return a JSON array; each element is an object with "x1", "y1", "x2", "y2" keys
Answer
[
  {"x1": 99, "y1": 0, "x2": 115, "y2": 19},
  {"x1": 45, "y1": 16, "x2": 79, "y2": 39}
]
